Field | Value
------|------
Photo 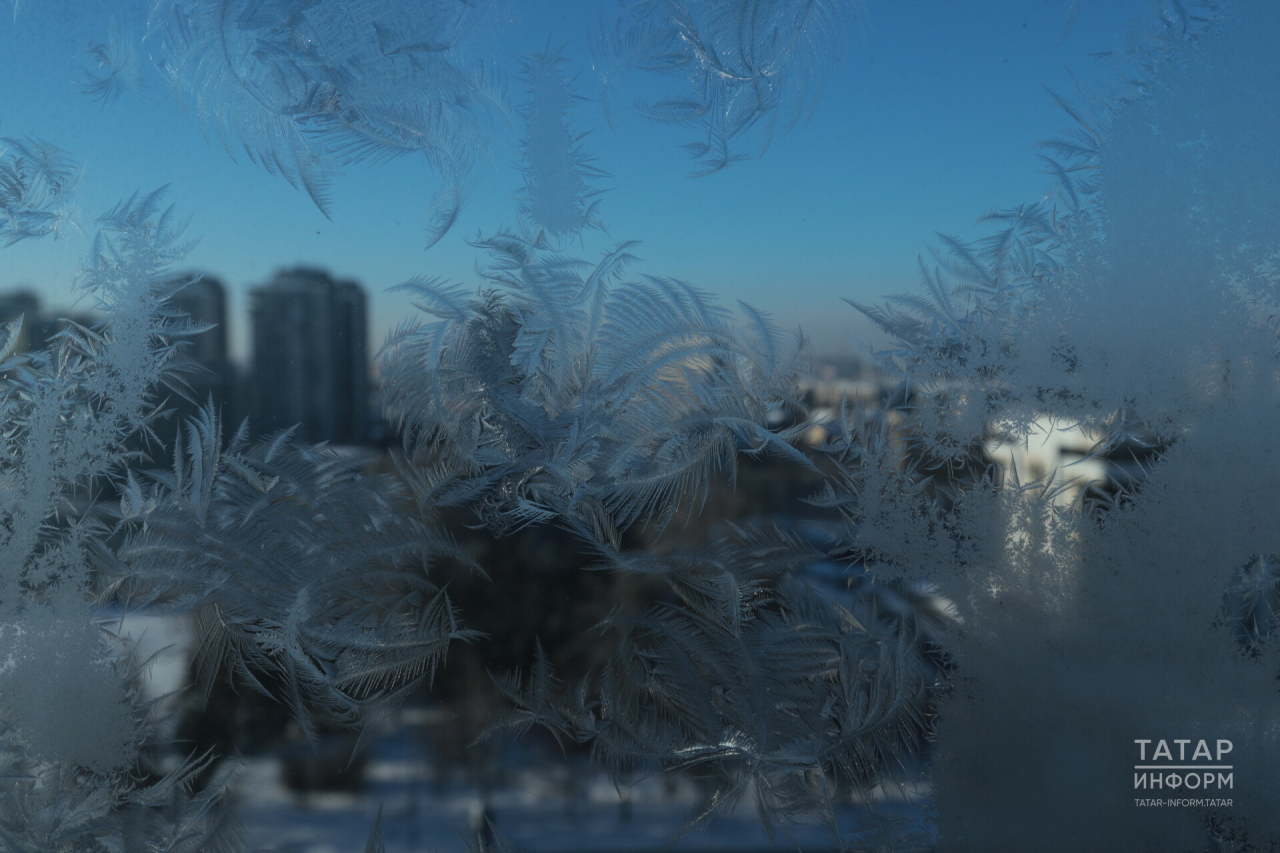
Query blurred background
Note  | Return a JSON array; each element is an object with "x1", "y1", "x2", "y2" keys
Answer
[{"x1": 0, "y1": 1, "x2": 1178, "y2": 849}]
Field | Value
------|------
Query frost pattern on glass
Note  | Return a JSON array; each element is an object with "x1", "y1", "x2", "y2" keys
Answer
[
  {"x1": 849, "y1": 1, "x2": 1280, "y2": 848},
  {"x1": 517, "y1": 50, "x2": 608, "y2": 239},
  {"x1": 0, "y1": 137, "x2": 79, "y2": 246},
  {"x1": 485, "y1": 529, "x2": 936, "y2": 839},
  {"x1": 8, "y1": 0, "x2": 1280, "y2": 849},
  {"x1": 113, "y1": 404, "x2": 482, "y2": 736},
  {"x1": 596, "y1": 0, "x2": 860, "y2": 175},
  {"x1": 381, "y1": 229, "x2": 810, "y2": 544},
  {"x1": 152, "y1": 0, "x2": 504, "y2": 244},
  {"x1": 78, "y1": 21, "x2": 145, "y2": 103},
  {"x1": 0, "y1": 190, "x2": 241, "y2": 850}
]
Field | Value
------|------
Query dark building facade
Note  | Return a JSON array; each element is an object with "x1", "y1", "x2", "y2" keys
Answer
[
  {"x1": 250, "y1": 267, "x2": 369, "y2": 445},
  {"x1": 0, "y1": 291, "x2": 45, "y2": 352},
  {"x1": 169, "y1": 274, "x2": 232, "y2": 418},
  {"x1": 0, "y1": 290, "x2": 95, "y2": 354},
  {"x1": 170, "y1": 275, "x2": 229, "y2": 371}
]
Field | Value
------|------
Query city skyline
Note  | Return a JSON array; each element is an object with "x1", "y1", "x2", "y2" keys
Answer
[
  {"x1": 0, "y1": 269, "x2": 377, "y2": 446},
  {"x1": 0, "y1": 0, "x2": 1158, "y2": 362},
  {"x1": 249, "y1": 267, "x2": 370, "y2": 446}
]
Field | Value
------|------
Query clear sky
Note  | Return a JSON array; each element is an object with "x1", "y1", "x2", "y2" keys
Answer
[{"x1": 0, "y1": 0, "x2": 1151, "y2": 362}]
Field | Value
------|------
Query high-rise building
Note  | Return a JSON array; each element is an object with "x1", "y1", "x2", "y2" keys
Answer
[
  {"x1": 0, "y1": 290, "x2": 99, "y2": 355},
  {"x1": 0, "y1": 290, "x2": 48, "y2": 353},
  {"x1": 249, "y1": 267, "x2": 368, "y2": 445},
  {"x1": 170, "y1": 275, "x2": 228, "y2": 370},
  {"x1": 168, "y1": 274, "x2": 232, "y2": 416}
]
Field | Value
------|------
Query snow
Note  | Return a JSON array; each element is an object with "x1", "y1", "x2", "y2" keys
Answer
[{"x1": 237, "y1": 721, "x2": 933, "y2": 852}]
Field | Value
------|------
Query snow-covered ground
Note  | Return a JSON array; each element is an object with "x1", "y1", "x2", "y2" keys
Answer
[
  {"x1": 116, "y1": 613, "x2": 934, "y2": 852},
  {"x1": 238, "y1": 740, "x2": 933, "y2": 853}
]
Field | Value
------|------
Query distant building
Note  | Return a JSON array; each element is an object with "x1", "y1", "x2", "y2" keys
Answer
[
  {"x1": 249, "y1": 267, "x2": 369, "y2": 445},
  {"x1": 0, "y1": 290, "x2": 48, "y2": 352},
  {"x1": 170, "y1": 275, "x2": 228, "y2": 372},
  {"x1": 0, "y1": 289, "x2": 97, "y2": 354},
  {"x1": 168, "y1": 274, "x2": 232, "y2": 419}
]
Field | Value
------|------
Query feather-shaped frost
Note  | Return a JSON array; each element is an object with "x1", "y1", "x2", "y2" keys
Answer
[
  {"x1": 382, "y1": 229, "x2": 810, "y2": 543},
  {"x1": 152, "y1": 0, "x2": 505, "y2": 241},
  {"x1": 78, "y1": 21, "x2": 145, "y2": 104},
  {"x1": 0, "y1": 137, "x2": 79, "y2": 246},
  {"x1": 0, "y1": 189, "x2": 192, "y2": 611},
  {"x1": 0, "y1": 193, "x2": 248, "y2": 850},
  {"x1": 516, "y1": 49, "x2": 608, "y2": 238},
  {"x1": 111, "y1": 403, "x2": 482, "y2": 735},
  {"x1": 595, "y1": 0, "x2": 861, "y2": 175},
  {"x1": 485, "y1": 531, "x2": 936, "y2": 838},
  {"x1": 832, "y1": 3, "x2": 1280, "y2": 848},
  {"x1": 0, "y1": 745, "x2": 243, "y2": 853}
]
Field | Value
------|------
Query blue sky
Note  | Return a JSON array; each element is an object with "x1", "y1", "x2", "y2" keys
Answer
[{"x1": 0, "y1": 0, "x2": 1151, "y2": 361}]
